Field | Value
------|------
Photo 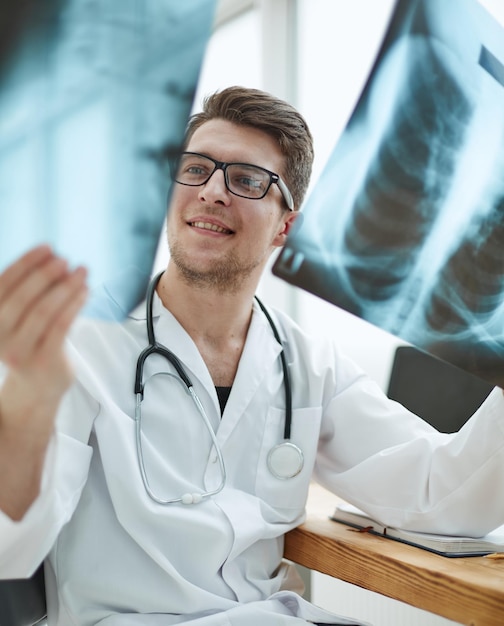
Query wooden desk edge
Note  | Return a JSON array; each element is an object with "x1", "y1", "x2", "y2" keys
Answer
[{"x1": 284, "y1": 484, "x2": 504, "y2": 626}]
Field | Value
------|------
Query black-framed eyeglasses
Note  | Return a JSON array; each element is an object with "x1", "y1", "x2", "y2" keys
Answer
[{"x1": 172, "y1": 152, "x2": 294, "y2": 210}]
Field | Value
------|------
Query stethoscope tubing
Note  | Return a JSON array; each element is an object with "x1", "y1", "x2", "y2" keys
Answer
[
  {"x1": 253, "y1": 297, "x2": 293, "y2": 439},
  {"x1": 137, "y1": 272, "x2": 293, "y2": 432},
  {"x1": 134, "y1": 272, "x2": 299, "y2": 505}
]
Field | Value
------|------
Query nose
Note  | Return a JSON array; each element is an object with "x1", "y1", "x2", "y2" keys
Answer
[{"x1": 198, "y1": 166, "x2": 231, "y2": 206}]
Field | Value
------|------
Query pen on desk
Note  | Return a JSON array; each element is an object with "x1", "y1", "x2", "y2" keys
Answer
[
  {"x1": 484, "y1": 553, "x2": 504, "y2": 560},
  {"x1": 347, "y1": 526, "x2": 374, "y2": 534}
]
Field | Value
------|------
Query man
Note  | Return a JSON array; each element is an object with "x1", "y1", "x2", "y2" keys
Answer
[{"x1": 1, "y1": 86, "x2": 504, "y2": 625}]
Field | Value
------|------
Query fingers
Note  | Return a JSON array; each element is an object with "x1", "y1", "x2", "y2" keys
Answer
[
  {"x1": 0, "y1": 246, "x2": 88, "y2": 370},
  {"x1": 0, "y1": 245, "x2": 53, "y2": 301},
  {"x1": 12, "y1": 267, "x2": 88, "y2": 369},
  {"x1": 42, "y1": 267, "x2": 89, "y2": 352}
]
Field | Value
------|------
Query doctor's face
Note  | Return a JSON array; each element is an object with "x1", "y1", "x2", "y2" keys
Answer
[{"x1": 166, "y1": 119, "x2": 297, "y2": 292}]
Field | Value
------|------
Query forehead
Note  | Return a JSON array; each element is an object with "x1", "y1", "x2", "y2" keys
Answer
[{"x1": 186, "y1": 119, "x2": 285, "y2": 173}]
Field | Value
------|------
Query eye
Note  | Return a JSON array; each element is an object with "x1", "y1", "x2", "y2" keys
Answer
[
  {"x1": 186, "y1": 164, "x2": 208, "y2": 176},
  {"x1": 178, "y1": 155, "x2": 214, "y2": 182},
  {"x1": 229, "y1": 165, "x2": 269, "y2": 196},
  {"x1": 235, "y1": 175, "x2": 263, "y2": 191}
]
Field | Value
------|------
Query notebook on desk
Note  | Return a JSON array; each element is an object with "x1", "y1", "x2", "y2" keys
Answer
[{"x1": 331, "y1": 502, "x2": 504, "y2": 558}]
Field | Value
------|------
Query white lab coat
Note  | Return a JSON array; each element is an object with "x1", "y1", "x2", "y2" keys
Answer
[{"x1": 2, "y1": 292, "x2": 504, "y2": 626}]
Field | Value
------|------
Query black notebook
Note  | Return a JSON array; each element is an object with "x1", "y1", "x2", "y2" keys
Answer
[{"x1": 332, "y1": 502, "x2": 504, "y2": 558}]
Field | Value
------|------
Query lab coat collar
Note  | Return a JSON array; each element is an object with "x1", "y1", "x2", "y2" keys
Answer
[
  {"x1": 217, "y1": 300, "x2": 283, "y2": 445},
  {"x1": 128, "y1": 292, "x2": 283, "y2": 444}
]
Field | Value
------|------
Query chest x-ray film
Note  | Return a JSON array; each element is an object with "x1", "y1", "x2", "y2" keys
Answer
[
  {"x1": 0, "y1": 0, "x2": 216, "y2": 319},
  {"x1": 274, "y1": 0, "x2": 504, "y2": 387}
]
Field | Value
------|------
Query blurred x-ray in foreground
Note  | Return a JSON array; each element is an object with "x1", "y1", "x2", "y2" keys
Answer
[
  {"x1": 274, "y1": 0, "x2": 504, "y2": 387},
  {"x1": 0, "y1": 0, "x2": 216, "y2": 319}
]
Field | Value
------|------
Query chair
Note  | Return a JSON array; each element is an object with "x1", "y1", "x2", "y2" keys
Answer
[
  {"x1": 0, "y1": 565, "x2": 46, "y2": 626},
  {"x1": 387, "y1": 345, "x2": 493, "y2": 433}
]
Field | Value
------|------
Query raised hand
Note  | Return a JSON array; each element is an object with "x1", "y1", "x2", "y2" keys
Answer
[{"x1": 0, "y1": 245, "x2": 88, "y2": 519}]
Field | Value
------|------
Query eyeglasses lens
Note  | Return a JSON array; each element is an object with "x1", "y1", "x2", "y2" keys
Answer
[{"x1": 176, "y1": 154, "x2": 270, "y2": 200}]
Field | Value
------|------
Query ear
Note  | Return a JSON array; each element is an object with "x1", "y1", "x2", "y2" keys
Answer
[{"x1": 272, "y1": 211, "x2": 301, "y2": 247}]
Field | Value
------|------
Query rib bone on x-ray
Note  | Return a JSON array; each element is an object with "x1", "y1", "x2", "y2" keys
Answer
[
  {"x1": 273, "y1": 0, "x2": 504, "y2": 387},
  {"x1": 0, "y1": 0, "x2": 216, "y2": 319}
]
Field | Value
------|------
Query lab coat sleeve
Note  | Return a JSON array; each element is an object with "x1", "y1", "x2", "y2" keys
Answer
[
  {"x1": 0, "y1": 371, "x2": 97, "y2": 579},
  {"x1": 314, "y1": 356, "x2": 504, "y2": 537}
]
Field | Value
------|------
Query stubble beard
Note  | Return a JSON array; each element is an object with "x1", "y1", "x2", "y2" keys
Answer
[{"x1": 168, "y1": 236, "x2": 263, "y2": 295}]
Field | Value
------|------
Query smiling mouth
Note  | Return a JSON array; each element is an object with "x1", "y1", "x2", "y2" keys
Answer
[{"x1": 189, "y1": 221, "x2": 234, "y2": 235}]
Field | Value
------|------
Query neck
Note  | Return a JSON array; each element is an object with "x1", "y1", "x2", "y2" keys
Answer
[{"x1": 155, "y1": 263, "x2": 258, "y2": 386}]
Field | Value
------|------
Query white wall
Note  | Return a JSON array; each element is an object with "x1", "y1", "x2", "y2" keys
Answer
[{"x1": 292, "y1": 0, "x2": 403, "y2": 388}]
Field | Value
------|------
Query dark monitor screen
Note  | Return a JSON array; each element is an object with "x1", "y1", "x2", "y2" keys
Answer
[{"x1": 387, "y1": 346, "x2": 493, "y2": 433}]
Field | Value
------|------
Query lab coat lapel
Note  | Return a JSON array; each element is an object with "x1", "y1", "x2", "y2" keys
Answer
[{"x1": 216, "y1": 303, "x2": 282, "y2": 446}]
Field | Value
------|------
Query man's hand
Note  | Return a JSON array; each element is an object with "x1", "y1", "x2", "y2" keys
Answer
[{"x1": 0, "y1": 245, "x2": 88, "y2": 520}]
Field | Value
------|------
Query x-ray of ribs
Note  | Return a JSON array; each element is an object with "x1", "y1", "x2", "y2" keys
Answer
[
  {"x1": 424, "y1": 189, "x2": 504, "y2": 334},
  {"x1": 340, "y1": 45, "x2": 474, "y2": 305}
]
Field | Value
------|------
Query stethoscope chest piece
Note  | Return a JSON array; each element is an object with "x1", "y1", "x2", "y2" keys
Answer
[{"x1": 267, "y1": 442, "x2": 304, "y2": 479}]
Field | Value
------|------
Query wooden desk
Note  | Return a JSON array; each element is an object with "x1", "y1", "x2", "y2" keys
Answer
[{"x1": 284, "y1": 484, "x2": 504, "y2": 626}]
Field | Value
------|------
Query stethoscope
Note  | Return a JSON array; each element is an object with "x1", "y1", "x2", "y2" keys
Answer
[{"x1": 134, "y1": 272, "x2": 304, "y2": 505}]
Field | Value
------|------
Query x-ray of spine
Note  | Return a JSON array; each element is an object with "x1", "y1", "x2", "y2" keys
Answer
[
  {"x1": 0, "y1": 0, "x2": 215, "y2": 319},
  {"x1": 274, "y1": 0, "x2": 504, "y2": 386}
]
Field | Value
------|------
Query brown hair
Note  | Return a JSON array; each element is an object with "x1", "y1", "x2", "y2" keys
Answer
[{"x1": 185, "y1": 86, "x2": 314, "y2": 211}]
